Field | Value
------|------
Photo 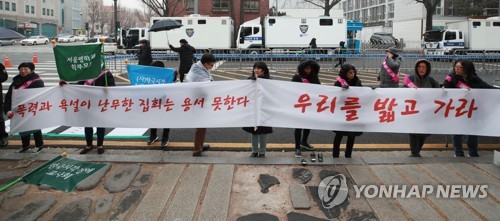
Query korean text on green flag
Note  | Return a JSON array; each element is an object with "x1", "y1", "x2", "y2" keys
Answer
[{"x1": 54, "y1": 44, "x2": 102, "y2": 81}]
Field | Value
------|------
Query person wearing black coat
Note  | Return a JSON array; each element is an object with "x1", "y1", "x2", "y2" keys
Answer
[
  {"x1": 4, "y1": 62, "x2": 45, "y2": 153},
  {"x1": 292, "y1": 59, "x2": 320, "y2": 158},
  {"x1": 65, "y1": 69, "x2": 115, "y2": 155},
  {"x1": 137, "y1": 39, "x2": 153, "y2": 66},
  {"x1": 169, "y1": 39, "x2": 196, "y2": 82},
  {"x1": 147, "y1": 61, "x2": 171, "y2": 150},
  {"x1": 243, "y1": 62, "x2": 273, "y2": 157},
  {"x1": 0, "y1": 63, "x2": 9, "y2": 147},
  {"x1": 443, "y1": 59, "x2": 495, "y2": 157},
  {"x1": 333, "y1": 64, "x2": 363, "y2": 158}
]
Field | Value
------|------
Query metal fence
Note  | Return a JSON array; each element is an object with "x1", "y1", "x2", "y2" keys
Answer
[{"x1": 106, "y1": 48, "x2": 500, "y2": 76}]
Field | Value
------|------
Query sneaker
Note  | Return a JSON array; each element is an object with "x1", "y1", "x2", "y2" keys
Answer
[
  {"x1": 147, "y1": 137, "x2": 158, "y2": 145},
  {"x1": 202, "y1": 144, "x2": 210, "y2": 151},
  {"x1": 409, "y1": 153, "x2": 422, "y2": 157},
  {"x1": 192, "y1": 149, "x2": 202, "y2": 157},
  {"x1": 250, "y1": 152, "x2": 258, "y2": 158},
  {"x1": 455, "y1": 153, "x2": 465, "y2": 157},
  {"x1": 310, "y1": 152, "x2": 316, "y2": 162},
  {"x1": 80, "y1": 146, "x2": 93, "y2": 154},
  {"x1": 17, "y1": 146, "x2": 30, "y2": 153},
  {"x1": 332, "y1": 154, "x2": 340, "y2": 158},
  {"x1": 0, "y1": 138, "x2": 8, "y2": 147},
  {"x1": 318, "y1": 154, "x2": 323, "y2": 162},
  {"x1": 468, "y1": 153, "x2": 480, "y2": 157},
  {"x1": 301, "y1": 159, "x2": 308, "y2": 166},
  {"x1": 294, "y1": 149, "x2": 302, "y2": 158},
  {"x1": 161, "y1": 139, "x2": 169, "y2": 151},
  {"x1": 300, "y1": 143, "x2": 315, "y2": 151},
  {"x1": 97, "y1": 146, "x2": 105, "y2": 154},
  {"x1": 258, "y1": 153, "x2": 266, "y2": 158},
  {"x1": 32, "y1": 145, "x2": 44, "y2": 154}
]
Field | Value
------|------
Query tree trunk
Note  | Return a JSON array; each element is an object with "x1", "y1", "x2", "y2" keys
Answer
[
  {"x1": 324, "y1": 0, "x2": 330, "y2": 16},
  {"x1": 425, "y1": 8, "x2": 433, "y2": 31}
]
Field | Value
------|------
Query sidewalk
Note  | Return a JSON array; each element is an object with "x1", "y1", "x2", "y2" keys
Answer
[{"x1": 0, "y1": 148, "x2": 498, "y2": 221}]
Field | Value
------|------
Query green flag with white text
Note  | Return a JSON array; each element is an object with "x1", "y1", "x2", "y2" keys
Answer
[
  {"x1": 54, "y1": 44, "x2": 102, "y2": 81},
  {"x1": 23, "y1": 157, "x2": 107, "y2": 192}
]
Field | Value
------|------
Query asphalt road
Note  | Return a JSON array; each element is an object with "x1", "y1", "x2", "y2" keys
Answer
[{"x1": 1, "y1": 43, "x2": 499, "y2": 146}]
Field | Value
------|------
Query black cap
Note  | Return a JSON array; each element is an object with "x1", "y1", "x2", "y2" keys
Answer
[
  {"x1": 18, "y1": 62, "x2": 35, "y2": 71},
  {"x1": 180, "y1": 39, "x2": 188, "y2": 44}
]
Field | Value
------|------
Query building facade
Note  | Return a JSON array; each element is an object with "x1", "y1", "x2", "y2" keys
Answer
[
  {"x1": 0, "y1": 0, "x2": 85, "y2": 38},
  {"x1": 170, "y1": 0, "x2": 269, "y2": 30}
]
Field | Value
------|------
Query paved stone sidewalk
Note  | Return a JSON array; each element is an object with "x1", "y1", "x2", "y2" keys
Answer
[{"x1": 0, "y1": 149, "x2": 498, "y2": 220}]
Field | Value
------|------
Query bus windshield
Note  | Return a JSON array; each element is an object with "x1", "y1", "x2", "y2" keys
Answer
[{"x1": 423, "y1": 30, "x2": 444, "y2": 42}]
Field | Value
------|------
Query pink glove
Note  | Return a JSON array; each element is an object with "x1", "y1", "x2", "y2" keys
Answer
[{"x1": 7, "y1": 112, "x2": 13, "y2": 119}]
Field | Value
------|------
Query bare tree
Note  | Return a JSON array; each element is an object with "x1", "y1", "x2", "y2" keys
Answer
[
  {"x1": 303, "y1": 0, "x2": 342, "y2": 16},
  {"x1": 414, "y1": 0, "x2": 441, "y2": 31},
  {"x1": 87, "y1": 0, "x2": 103, "y2": 37},
  {"x1": 135, "y1": 2, "x2": 156, "y2": 26},
  {"x1": 99, "y1": 9, "x2": 111, "y2": 35},
  {"x1": 139, "y1": 0, "x2": 189, "y2": 17}
]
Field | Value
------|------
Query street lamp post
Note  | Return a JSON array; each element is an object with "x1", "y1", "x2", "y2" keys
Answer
[
  {"x1": 80, "y1": 13, "x2": 83, "y2": 35},
  {"x1": 114, "y1": 0, "x2": 118, "y2": 43}
]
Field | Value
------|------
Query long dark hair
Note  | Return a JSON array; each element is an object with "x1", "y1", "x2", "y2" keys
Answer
[
  {"x1": 339, "y1": 64, "x2": 359, "y2": 83},
  {"x1": 453, "y1": 59, "x2": 476, "y2": 79},
  {"x1": 250, "y1": 61, "x2": 270, "y2": 79}
]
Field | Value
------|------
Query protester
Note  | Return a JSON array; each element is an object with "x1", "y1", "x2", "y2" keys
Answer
[
  {"x1": 60, "y1": 69, "x2": 116, "y2": 154},
  {"x1": 334, "y1": 41, "x2": 347, "y2": 68},
  {"x1": 169, "y1": 39, "x2": 196, "y2": 82},
  {"x1": 4, "y1": 62, "x2": 44, "y2": 153},
  {"x1": 332, "y1": 64, "x2": 363, "y2": 158},
  {"x1": 443, "y1": 59, "x2": 496, "y2": 157},
  {"x1": 308, "y1": 38, "x2": 317, "y2": 54},
  {"x1": 243, "y1": 62, "x2": 272, "y2": 157},
  {"x1": 0, "y1": 63, "x2": 9, "y2": 147},
  {"x1": 403, "y1": 59, "x2": 440, "y2": 157},
  {"x1": 137, "y1": 39, "x2": 152, "y2": 66},
  {"x1": 292, "y1": 59, "x2": 321, "y2": 157},
  {"x1": 185, "y1": 53, "x2": 216, "y2": 156},
  {"x1": 146, "y1": 61, "x2": 171, "y2": 150},
  {"x1": 378, "y1": 47, "x2": 401, "y2": 88}
]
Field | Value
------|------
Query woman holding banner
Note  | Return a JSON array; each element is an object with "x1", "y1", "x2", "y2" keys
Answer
[
  {"x1": 378, "y1": 47, "x2": 401, "y2": 88},
  {"x1": 403, "y1": 59, "x2": 440, "y2": 157},
  {"x1": 292, "y1": 59, "x2": 321, "y2": 158},
  {"x1": 332, "y1": 64, "x2": 363, "y2": 158},
  {"x1": 4, "y1": 62, "x2": 45, "y2": 153},
  {"x1": 443, "y1": 59, "x2": 495, "y2": 157}
]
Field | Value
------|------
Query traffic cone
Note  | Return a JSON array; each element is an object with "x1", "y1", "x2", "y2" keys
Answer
[
  {"x1": 4, "y1": 56, "x2": 11, "y2": 67},
  {"x1": 33, "y1": 53, "x2": 38, "y2": 63}
]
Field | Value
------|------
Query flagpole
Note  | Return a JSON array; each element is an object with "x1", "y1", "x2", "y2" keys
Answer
[
  {"x1": 100, "y1": 37, "x2": 108, "y2": 86},
  {"x1": 0, "y1": 152, "x2": 68, "y2": 192}
]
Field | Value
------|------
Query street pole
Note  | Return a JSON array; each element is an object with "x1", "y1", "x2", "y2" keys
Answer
[
  {"x1": 114, "y1": 0, "x2": 118, "y2": 43},
  {"x1": 194, "y1": 0, "x2": 198, "y2": 14}
]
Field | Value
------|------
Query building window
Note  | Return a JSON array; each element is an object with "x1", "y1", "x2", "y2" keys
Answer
[
  {"x1": 43, "y1": 8, "x2": 46, "y2": 15},
  {"x1": 26, "y1": 5, "x2": 29, "y2": 13},
  {"x1": 380, "y1": 5, "x2": 385, "y2": 19},
  {"x1": 212, "y1": 0, "x2": 229, "y2": 13},
  {"x1": 0, "y1": 1, "x2": 3, "y2": 10},
  {"x1": 61, "y1": 0, "x2": 64, "y2": 3},
  {"x1": 388, "y1": 3, "x2": 394, "y2": 18},
  {"x1": 10, "y1": 2, "x2": 14, "y2": 11},
  {"x1": 62, "y1": 9, "x2": 64, "y2": 25},
  {"x1": 51, "y1": 9, "x2": 54, "y2": 16},
  {"x1": 244, "y1": 0, "x2": 259, "y2": 13},
  {"x1": 4, "y1": 1, "x2": 8, "y2": 10},
  {"x1": 31, "y1": 5, "x2": 34, "y2": 14},
  {"x1": 185, "y1": 0, "x2": 194, "y2": 13}
]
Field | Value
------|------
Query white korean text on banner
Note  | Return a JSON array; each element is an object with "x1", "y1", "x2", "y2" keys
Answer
[{"x1": 10, "y1": 79, "x2": 500, "y2": 137}]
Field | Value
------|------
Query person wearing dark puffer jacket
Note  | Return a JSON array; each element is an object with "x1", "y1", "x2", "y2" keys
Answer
[
  {"x1": 60, "y1": 70, "x2": 116, "y2": 155},
  {"x1": 291, "y1": 59, "x2": 321, "y2": 158},
  {"x1": 403, "y1": 59, "x2": 440, "y2": 157},
  {"x1": 0, "y1": 63, "x2": 9, "y2": 147},
  {"x1": 169, "y1": 39, "x2": 196, "y2": 82},
  {"x1": 4, "y1": 62, "x2": 45, "y2": 153},
  {"x1": 137, "y1": 39, "x2": 153, "y2": 66},
  {"x1": 332, "y1": 64, "x2": 363, "y2": 158},
  {"x1": 443, "y1": 59, "x2": 495, "y2": 158}
]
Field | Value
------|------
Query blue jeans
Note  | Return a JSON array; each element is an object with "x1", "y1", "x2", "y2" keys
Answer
[{"x1": 452, "y1": 135, "x2": 478, "y2": 155}]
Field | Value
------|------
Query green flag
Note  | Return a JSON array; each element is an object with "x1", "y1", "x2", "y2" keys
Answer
[
  {"x1": 23, "y1": 157, "x2": 107, "y2": 192},
  {"x1": 54, "y1": 44, "x2": 102, "y2": 81}
]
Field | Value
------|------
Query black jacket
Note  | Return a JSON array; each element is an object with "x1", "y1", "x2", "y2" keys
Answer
[
  {"x1": 4, "y1": 73, "x2": 44, "y2": 114},
  {"x1": 292, "y1": 59, "x2": 321, "y2": 84},
  {"x1": 137, "y1": 46, "x2": 153, "y2": 66},
  {"x1": 77, "y1": 70, "x2": 116, "y2": 87},
  {"x1": 0, "y1": 64, "x2": 8, "y2": 107},
  {"x1": 443, "y1": 71, "x2": 494, "y2": 89},
  {"x1": 169, "y1": 44, "x2": 196, "y2": 72}
]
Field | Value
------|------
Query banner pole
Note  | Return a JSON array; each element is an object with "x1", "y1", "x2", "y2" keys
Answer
[{"x1": 0, "y1": 152, "x2": 67, "y2": 192}]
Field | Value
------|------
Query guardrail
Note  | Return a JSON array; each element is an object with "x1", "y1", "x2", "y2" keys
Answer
[{"x1": 106, "y1": 48, "x2": 500, "y2": 75}]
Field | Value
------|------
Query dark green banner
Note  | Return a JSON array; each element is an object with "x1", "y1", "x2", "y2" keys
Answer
[
  {"x1": 23, "y1": 157, "x2": 107, "y2": 192},
  {"x1": 54, "y1": 44, "x2": 102, "y2": 81}
]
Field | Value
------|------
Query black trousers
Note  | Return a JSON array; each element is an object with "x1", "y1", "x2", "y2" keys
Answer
[
  {"x1": 85, "y1": 127, "x2": 105, "y2": 147},
  {"x1": 149, "y1": 128, "x2": 170, "y2": 141},
  {"x1": 0, "y1": 112, "x2": 7, "y2": 138},
  {"x1": 409, "y1": 134, "x2": 428, "y2": 155},
  {"x1": 21, "y1": 130, "x2": 43, "y2": 147},
  {"x1": 333, "y1": 134, "x2": 355, "y2": 157},
  {"x1": 294, "y1": 129, "x2": 311, "y2": 149}
]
